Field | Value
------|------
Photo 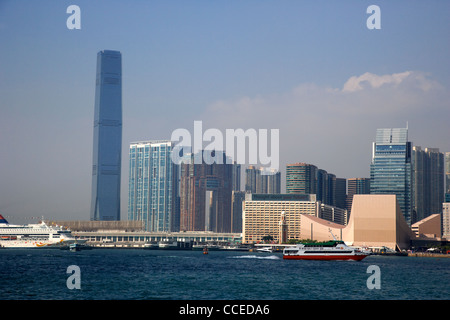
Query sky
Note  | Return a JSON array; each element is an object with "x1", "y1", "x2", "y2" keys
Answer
[{"x1": 1, "y1": 1, "x2": 449, "y2": 223}]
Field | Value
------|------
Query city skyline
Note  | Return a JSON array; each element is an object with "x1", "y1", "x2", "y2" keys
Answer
[{"x1": 1, "y1": 1, "x2": 449, "y2": 223}]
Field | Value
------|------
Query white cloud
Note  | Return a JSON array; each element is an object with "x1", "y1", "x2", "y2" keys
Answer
[{"x1": 342, "y1": 71, "x2": 412, "y2": 92}]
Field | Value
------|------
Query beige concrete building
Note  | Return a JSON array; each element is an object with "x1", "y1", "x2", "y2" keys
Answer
[
  {"x1": 342, "y1": 194, "x2": 413, "y2": 250},
  {"x1": 411, "y1": 214, "x2": 442, "y2": 239}
]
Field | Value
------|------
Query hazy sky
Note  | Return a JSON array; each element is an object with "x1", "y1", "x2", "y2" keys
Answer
[{"x1": 1, "y1": 1, "x2": 449, "y2": 223}]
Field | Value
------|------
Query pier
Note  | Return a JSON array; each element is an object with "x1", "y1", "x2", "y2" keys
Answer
[
  {"x1": 73, "y1": 230, "x2": 242, "y2": 249},
  {"x1": 407, "y1": 252, "x2": 450, "y2": 258}
]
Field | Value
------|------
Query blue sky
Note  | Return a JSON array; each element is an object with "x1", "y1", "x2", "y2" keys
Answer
[{"x1": 1, "y1": 1, "x2": 449, "y2": 222}]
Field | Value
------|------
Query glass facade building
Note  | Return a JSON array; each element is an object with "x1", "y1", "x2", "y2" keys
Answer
[
  {"x1": 128, "y1": 141, "x2": 179, "y2": 232},
  {"x1": 286, "y1": 163, "x2": 317, "y2": 195},
  {"x1": 370, "y1": 128, "x2": 412, "y2": 225},
  {"x1": 90, "y1": 50, "x2": 122, "y2": 221}
]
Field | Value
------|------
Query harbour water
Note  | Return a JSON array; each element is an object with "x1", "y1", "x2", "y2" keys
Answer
[{"x1": 1, "y1": 248, "x2": 448, "y2": 301}]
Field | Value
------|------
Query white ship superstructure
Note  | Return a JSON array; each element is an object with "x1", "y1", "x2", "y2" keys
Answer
[{"x1": 0, "y1": 214, "x2": 83, "y2": 248}]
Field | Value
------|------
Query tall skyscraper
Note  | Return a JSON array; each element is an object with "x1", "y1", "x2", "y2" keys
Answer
[
  {"x1": 179, "y1": 151, "x2": 233, "y2": 232},
  {"x1": 90, "y1": 50, "x2": 122, "y2": 221},
  {"x1": 370, "y1": 127, "x2": 412, "y2": 224},
  {"x1": 128, "y1": 141, "x2": 179, "y2": 232},
  {"x1": 412, "y1": 146, "x2": 444, "y2": 223}
]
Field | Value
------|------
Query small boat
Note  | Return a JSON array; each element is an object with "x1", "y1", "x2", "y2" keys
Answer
[
  {"x1": 158, "y1": 239, "x2": 179, "y2": 250},
  {"x1": 69, "y1": 243, "x2": 81, "y2": 252},
  {"x1": 203, "y1": 247, "x2": 208, "y2": 255},
  {"x1": 62, "y1": 243, "x2": 92, "y2": 251},
  {"x1": 283, "y1": 240, "x2": 370, "y2": 261},
  {"x1": 143, "y1": 242, "x2": 159, "y2": 250},
  {"x1": 193, "y1": 243, "x2": 220, "y2": 251},
  {"x1": 256, "y1": 247, "x2": 272, "y2": 253}
]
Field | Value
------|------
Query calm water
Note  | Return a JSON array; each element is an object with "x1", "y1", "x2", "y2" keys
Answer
[{"x1": 1, "y1": 248, "x2": 449, "y2": 300}]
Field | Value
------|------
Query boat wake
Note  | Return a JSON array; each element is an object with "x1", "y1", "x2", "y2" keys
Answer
[{"x1": 230, "y1": 255, "x2": 281, "y2": 260}]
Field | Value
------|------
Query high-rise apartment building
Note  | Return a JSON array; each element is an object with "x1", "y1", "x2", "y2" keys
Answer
[
  {"x1": 179, "y1": 151, "x2": 233, "y2": 233},
  {"x1": 370, "y1": 127, "x2": 412, "y2": 224},
  {"x1": 316, "y1": 169, "x2": 329, "y2": 205},
  {"x1": 128, "y1": 141, "x2": 179, "y2": 232},
  {"x1": 232, "y1": 163, "x2": 241, "y2": 192},
  {"x1": 231, "y1": 190, "x2": 245, "y2": 233},
  {"x1": 335, "y1": 178, "x2": 347, "y2": 210},
  {"x1": 445, "y1": 152, "x2": 450, "y2": 195},
  {"x1": 245, "y1": 166, "x2": 281, "y2": 194},
  {"x1": 90, "y1": 50, "x2": 122, "y2": 221},
  {"x1": 412, "y1": 146, "x2": 444, "y2": 223}
]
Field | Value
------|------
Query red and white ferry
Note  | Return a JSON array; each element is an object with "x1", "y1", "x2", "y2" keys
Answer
[{"x1": 283, "y1": 240, "x2": 370, "y2": 261}]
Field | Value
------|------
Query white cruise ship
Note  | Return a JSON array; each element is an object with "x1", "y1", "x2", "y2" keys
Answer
[{"x1": 0, "y1": 214, "x2": 84, "y2": 248}]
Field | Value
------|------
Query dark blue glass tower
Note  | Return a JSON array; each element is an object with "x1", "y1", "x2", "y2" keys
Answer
[{"x1": 90, "y1": 50, "x2": 122, "y2": 221}]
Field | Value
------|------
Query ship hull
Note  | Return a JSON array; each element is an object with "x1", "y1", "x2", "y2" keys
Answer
[
  {"x1": 283, "y1": 254, "x2": 368, "y2": 261},
  {"x1": 0, "y1": 239, "x2": 80, "y2": 248}
]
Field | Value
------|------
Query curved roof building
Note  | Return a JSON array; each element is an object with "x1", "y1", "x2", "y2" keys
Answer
[{"x1": 299, "y1": 195, "x2": 413, "y2": 251}]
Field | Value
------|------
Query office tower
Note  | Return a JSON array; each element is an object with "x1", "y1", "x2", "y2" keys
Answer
[
  {"x1": 231, "y1": 190, "x2": 245, "y2": 233},
  {"x1": 286, "y1": 163, "x2": 317, "y2": 194},
  {"x1": 370, "y1": 127, "x2": 412, "y2": 224},
  {"x1": 346, "y1": 178, "x2": 370, "y2": 214},
  {"x1": 90, "y1": 50, "x2": 122, "y2": 221},
  {"x1": 179, "y1": 151, "x2": 233, "y2": 232},
  {"x1": 287, "y1": 163, "x2": 344, "y2": 208},
  {"x1": 445, "y1": 152, "x2": 450, "y2": 195},
  {"x1": 128, "y1": 141, "x2": 179, "y2": 232},
  {"x1": 335, "y1": 178, "x2": 347, "y2": 210},
  {"x1": 232, "y1": 162, "x2": 241, "y2": 191},
  {"x1": 316, "y1": 169, "x2": 328, "y2": 204},
  {"x1": 412, "y1": 146, "x2": 444, "y2": 223},
  {"x1": 267, "y1": 169, "x2": 281, "y2": 194},
  {"x1": 245, "y1": 166, "x2": 280, "y2": 194},
  {"x1": 326, "y1": 173, "x2": 336, "y2": 206},
  {"x1": 245, "y1": 165, "x2": 262, "y2": 193}
]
